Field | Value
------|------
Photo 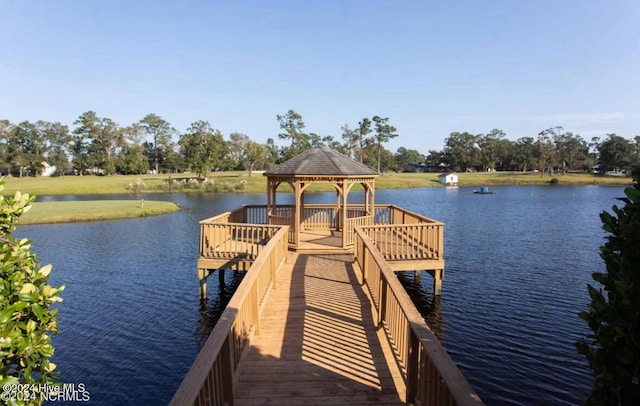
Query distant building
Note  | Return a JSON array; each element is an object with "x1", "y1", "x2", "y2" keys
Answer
[
  {"x1": 437, "y1": 172, "x2": 458, "y2": 186},
  {"x1": 41, "y1": 162, "x2": 56, "y2": 177}
]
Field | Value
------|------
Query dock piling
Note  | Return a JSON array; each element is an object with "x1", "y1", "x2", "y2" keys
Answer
[{"x1": 198, "y1": 268, "x2": 207, "y2": 301}]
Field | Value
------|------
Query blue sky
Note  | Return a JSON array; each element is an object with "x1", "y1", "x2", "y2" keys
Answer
[{"x1": 2, "y1": 0, "x2": 639, "y2": 153}]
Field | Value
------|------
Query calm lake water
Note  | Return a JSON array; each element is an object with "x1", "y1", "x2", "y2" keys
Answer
[{"x1": 17, "y1": 185, "x2": 624, "y2": 405}]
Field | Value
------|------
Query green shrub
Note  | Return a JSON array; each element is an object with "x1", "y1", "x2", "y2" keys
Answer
[
  {"x1": 0, "y1": 178, "x2": 64, "y2": 399},
  {"x1": 577, "y1": 167, "x2": 640, "y2": 405},
  {"x1": 222, "y1": 182, "x2": 233, "y2": 192},
  {"x1": 233, "y1": 180, "x2": 247, "y2": 191},
  {"x1": 204, "y1": 182, "x2": 218, "y2": 192},
  {"x1": 549, "y1": 177, "x2": 560, "y2": 185},
  {"x1": 126, "y1": 178, "x2": 147, "y2": 193}
]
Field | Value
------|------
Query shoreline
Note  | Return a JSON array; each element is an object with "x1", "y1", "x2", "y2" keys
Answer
[
  {"x1": 2, "y1": 171, "x2": 633, "y2": 197},
  {"x1": 20, "y1": 200, "x2": 180, "y2": 225}
]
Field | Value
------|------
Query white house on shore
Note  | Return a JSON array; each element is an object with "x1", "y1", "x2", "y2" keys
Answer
[
  {"x1": 437, "y1": 172, "x2": 458, "y2": 187},
  {"x1": 41, "y1": 162, "x2": 56, "y2": 176}
]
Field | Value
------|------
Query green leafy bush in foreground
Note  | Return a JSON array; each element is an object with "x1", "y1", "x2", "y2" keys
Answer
[
  {"x1": 577, "y1": 168, "x2": 640, "y2": 405},
  {"x1": 0, "y1": 178, "x2": 64, "y2": 403}
]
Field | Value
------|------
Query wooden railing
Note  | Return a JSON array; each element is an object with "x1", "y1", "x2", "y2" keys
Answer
[
  {"x1": 225, "y1": 204, "x2": 436, "y2": 225},
  {"x1": 388, "y1": 205, "x2": 440, "y2": 225},
  {"x1": 361, "y1": 222, "x2": 443, "y2": 261},
  {"x1": 244, "y1": 205, "x2": 268, "y2": 224},
  {"x1": 344, "y1": 214, "x2": 374, "y2": 246},
  {"x1": 266, "y1": 206, "x2": 294, "y2": 244},
  {"x1": 354, "y1": 227, "x2": 482, "y2": 406},
  {"x1": 171, "y1": 226, "x2": 289, "y2": 406},
  {"x1": 200, "y1": 212, "x2": 234, "y2": 224},
  {"x1": 200, "y1": 218, "x2": 283, "y2": 260},
  {"x1": 302, "y1": 206, "x2": 337, "y2": 229},
  {"x1": 219, "y1": 205, "x2": 442, "y2": 255}
]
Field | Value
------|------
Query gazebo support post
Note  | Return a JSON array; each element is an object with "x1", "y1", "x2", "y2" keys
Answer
[
  {"x1": 335, "y1": 189, "x2": 341, "y2": 230},
  {"x1": 267, "y1": 180, "x2": 272, "y2": 220},
  {"x1": 294, "y1": 181, "x2": 302, "y2": 248},
  {"x1": 342, "y1": 181, "x2": 348, "y2": 249},
  {"x1": 368, "y1": 182, "x2": 375, "y2": 218}
]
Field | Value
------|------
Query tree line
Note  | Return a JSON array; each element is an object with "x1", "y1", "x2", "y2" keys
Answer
[
  {"x1": 1, "y1": 110, "x2": 638, "y2": 177},
  {"x1": 431, "y1": 128, "x2": 640, "y2": 175},
  {"x1": 0, "y1": 109, "x2": 399, "y2": 177}
]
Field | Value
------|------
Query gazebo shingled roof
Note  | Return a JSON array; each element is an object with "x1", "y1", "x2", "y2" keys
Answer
[
  {"x1": 263, "y1": 145, "x2": 378, "y2": 249},
  {"x1": 264, "y1": 145, "x2": 377, "y2": 177}
]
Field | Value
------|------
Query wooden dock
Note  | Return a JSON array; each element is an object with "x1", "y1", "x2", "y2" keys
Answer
[
  {"x1": 236, "y1": 253, "x2": 405, "y2": 405},
  {"x1": 172, "y1": 204, "x2": 482, "y2": 406}
]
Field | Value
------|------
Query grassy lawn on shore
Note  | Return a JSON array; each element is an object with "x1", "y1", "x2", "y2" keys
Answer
[
  {"x1": 453, "y1": 171, "x2": 632, "y2": 186},
  {"x1": 2, "y1": 171, "x2": 632, "y2": 197},
  {"x1": 4, "y1": 172, "x2": 629, "y2": 224},
  {"x1": 20, "y1": 200, "x2": 180, "y2": 225}
]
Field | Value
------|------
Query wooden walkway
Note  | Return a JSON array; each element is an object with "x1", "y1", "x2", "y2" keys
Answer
[{"x1": 236, "y1": 253, "x2": 406, "y2": 405}]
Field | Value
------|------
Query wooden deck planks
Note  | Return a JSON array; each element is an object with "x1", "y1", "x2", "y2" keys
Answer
[
  {"x1": 236, "y1": 253, "x2": 405, "y2": 405},
  {"x1": 298, "y1": 230, "x2": 345, "y2": 252}
]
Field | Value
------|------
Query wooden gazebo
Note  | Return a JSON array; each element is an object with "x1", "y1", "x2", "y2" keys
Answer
[
  {"x1": 181, "y1": 151, "x2": 466, "y2": 405},
  {"x1": 264, "y1": 146, "x2": 378, "y2": 250}
]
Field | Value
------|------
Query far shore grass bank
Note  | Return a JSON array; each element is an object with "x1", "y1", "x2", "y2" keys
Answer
[
  {"x1": 21, "y1": 200, "x2": 180, "y2": 225},
  {"x1": 2, "y1": 171, "x2": 632, "y2": 196}
]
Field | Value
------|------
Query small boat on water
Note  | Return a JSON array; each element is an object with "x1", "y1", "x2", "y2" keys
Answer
[{"x1": 473, "y1": 186, "x2": 496, "y2": 194}]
